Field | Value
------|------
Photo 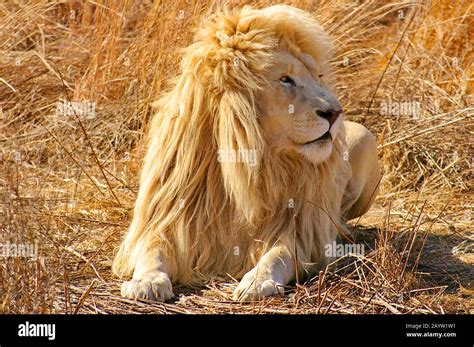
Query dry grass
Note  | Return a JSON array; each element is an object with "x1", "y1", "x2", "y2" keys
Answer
[{"x1": 0, "y1": 0, "x2": 472, "y2": 314}]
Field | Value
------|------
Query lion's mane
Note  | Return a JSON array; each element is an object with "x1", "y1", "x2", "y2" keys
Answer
[{"x1": 113, "y1": 5, "x2": 351, "y2": 284}]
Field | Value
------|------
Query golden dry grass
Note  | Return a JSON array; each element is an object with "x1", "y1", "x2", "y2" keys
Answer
[{"x1": 0, "y1": 0, "x2": 472, "y2": 314}]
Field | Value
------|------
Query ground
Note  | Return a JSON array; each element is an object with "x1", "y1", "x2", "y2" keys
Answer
[{"x1": 0, "y1": 0, "x2": 472, "y2": 314}]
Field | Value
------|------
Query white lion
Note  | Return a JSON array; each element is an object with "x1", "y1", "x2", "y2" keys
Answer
[{"x1": 113, "y1": 5, "x2": 381, "y2": 302}]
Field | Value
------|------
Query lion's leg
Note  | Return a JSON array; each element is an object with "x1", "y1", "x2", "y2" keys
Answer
[
  {"x1": 120, "y1": 250, "x2": 174, "y2": 302},
  {"x1": 233, "y1": 245, "x2": 294, "y2": 301},
  {"x1": 341, "y1": 121, "x2": 381, "y2": 221}
]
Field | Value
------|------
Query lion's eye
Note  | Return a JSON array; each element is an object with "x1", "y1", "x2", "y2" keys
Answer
[
  {"x1": 279, "y1": 75, "x2": 295, "y2": 86},
  {"x1": 319, "y1": 74, "x2": 324, "y2": 78}
]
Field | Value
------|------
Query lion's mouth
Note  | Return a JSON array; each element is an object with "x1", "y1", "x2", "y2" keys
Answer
[{"x1": 304, "y1": 130, "x2": 332, "y2": 145}]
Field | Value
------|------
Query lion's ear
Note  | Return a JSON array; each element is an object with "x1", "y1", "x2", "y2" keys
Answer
[{"x1": 216, "y1": 89, "x2": 266, "y2": 223}]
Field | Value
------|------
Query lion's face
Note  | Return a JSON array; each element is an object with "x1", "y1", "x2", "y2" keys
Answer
[{"x1": 258, "y1": 48, "x2": 343, "y2": 164}]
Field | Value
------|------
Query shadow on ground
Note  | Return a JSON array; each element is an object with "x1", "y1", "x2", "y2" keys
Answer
[{"x1": 349, "y1": 225, "x2": 473, "y2": 293}]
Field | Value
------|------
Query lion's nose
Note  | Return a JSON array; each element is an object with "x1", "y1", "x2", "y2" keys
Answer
[{"x1": 316, "y1": 109, "x2": 342, "y2": 126}]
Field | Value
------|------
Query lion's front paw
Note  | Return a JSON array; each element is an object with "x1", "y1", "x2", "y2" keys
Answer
[
  {"x1": 121, "y1": 272, "x2": 174, "y2": 302},
  {"x1": 233, "y1": 269, "x2": 285, "y2": 301}
]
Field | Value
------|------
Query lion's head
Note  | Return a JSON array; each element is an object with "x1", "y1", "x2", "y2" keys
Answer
[
  {"x1": 114, "y1": 5, "x2": 350, "y2": 284},
  {"x1": 258, "y1": 47, "x2": 343, "y2": 164}
]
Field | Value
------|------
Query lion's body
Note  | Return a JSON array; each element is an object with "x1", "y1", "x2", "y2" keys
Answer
[{"x1": 113, "y1": 5, "x2": 381, "y2": 301}]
